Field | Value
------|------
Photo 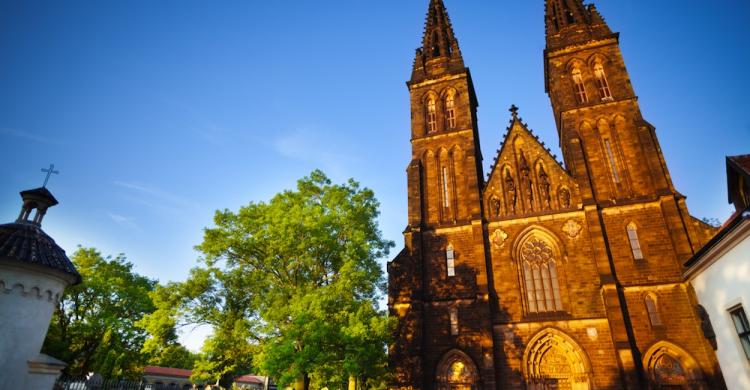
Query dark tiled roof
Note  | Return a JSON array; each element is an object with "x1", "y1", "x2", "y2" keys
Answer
[
  {"x1": 728, "y1": 154, "x2": 750, "y2": 175},
  {"x1": 143, "y1": 366, "x2": 193, "y2": 378},
  {"x1": 0, "y1": 222, "x2": 81, "y2": 284}
]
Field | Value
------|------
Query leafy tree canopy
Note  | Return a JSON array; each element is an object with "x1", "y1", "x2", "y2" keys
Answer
[
  {"x1": 43, "y1": 247, "x2": 157, "y2": 379},
  {"x1": 146, "y1": 170, "x2": 394, "y2": 389}
]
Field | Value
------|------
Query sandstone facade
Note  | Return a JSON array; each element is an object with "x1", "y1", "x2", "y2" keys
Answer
[{"x1": 388, "y1": 1, "x2": 725, "y2": 389}]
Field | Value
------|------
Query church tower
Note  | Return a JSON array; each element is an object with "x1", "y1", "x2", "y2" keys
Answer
[
  {"x1": 389, "y1": 1, "x2": 726, "y2": 389},
  {"x1": 542, "y1": 0, "x2": 723, "y2": 387},
  {"x1": 389, "y1": 1, "x2": 497, "y2": 389},
  {"x1": 544, "y1": 0, "x2": 675, "y2": 204}
]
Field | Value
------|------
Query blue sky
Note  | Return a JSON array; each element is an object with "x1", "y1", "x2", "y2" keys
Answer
[{"x1": 2, "y1": 1, "x2": 749, "y2": 350}]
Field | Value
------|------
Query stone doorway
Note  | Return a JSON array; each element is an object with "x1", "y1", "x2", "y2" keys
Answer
[{"x1": 522, "y1": 328, "x2": 592, "y2": 390}]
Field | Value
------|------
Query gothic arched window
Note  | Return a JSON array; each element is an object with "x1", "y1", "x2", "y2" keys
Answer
[
  {"x1": 593, "y1": 62, "x2": 613, "y2": 101},
  {"x1": 446, "y1": 245, "x2": 455, "y2": 277},
  {"x1": 603, "y1": 137, "x2": 621, "y2": 184},
  {"x1": 645, "y1": 293, "x2": 662, "y2": 326},
  {"x1": 627, "y1": 222, "x2": 644, "y2": 260},
  {"x1": 436, "y1": 351, "x2": 478, "y2": 390},
  {"x1": 427, "y1": 98, "x2": 438, "y2": 133},
  {"x1": 572, "y1": 68, "x2": 588, "y2": 103},
  {"x1": 521, "y1": 238, "x2": 563, "y2": 314},
  {"x1": 445, "y1": 94, "x2": 456, "y2": 129}
]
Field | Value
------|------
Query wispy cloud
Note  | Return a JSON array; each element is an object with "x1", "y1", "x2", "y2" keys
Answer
[
  {"x1": 273, "y1": 128, "x2": 358, "y2": 173},
  {"x1": 113, "y1": 181, "x2": 199, "y2": 215},
  {"x1": 0, "y1": 127, "x2": 57, "y2": 144},
  {"x1": 194, "y1": 124, "x2": 234, "y2": 146},
  {"x1": 107, "y1": 212, "x2": 141, "y2": 231}
]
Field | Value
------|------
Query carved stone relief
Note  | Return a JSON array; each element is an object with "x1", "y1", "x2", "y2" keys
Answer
[
  {"x1": 490, "y1": 195, "x2": 501, "y2": 217},
  {"x1": 504, "y1": 170, "x2": 517, "y2": 213},
  {"x1": 519, "y1": 152, "x2": 533, "y2": 208},
  {"x1": 558, "y1": 187, "x2": 571, "y2": 209},
  {"x1": 538, "y1": 165, "x2": 551, "y2": 209},
  {"x1": 562, "y1": 219, "x2": 582, "y2": 239},
  {"x1": 491, "y1": 229, "x2": 509, "y2": 250}
]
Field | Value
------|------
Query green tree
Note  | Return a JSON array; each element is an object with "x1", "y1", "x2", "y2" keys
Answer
[
  {"x1": 136, "y1": 283, "x2": 200, "y2": 370},
  {"x1": 196, "y1": 170, "x2": 394, "y2": 389},
  {"x1": 42, "y1": 247, "x2": 156, "y2": 378},
  {"x1": 140, "y1": 266, "x2": 258, "y2": 387}
]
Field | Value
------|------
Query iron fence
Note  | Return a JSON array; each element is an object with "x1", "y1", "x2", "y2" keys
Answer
[{"x1": 53, "y1": 376, "x2": 203, "y2": 390}]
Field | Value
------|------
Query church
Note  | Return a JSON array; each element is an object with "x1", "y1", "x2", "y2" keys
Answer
[{"x1": 387, "y1": 1, "x2": 725, "y2": 389}]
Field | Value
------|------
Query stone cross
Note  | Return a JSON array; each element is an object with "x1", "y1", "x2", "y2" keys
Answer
[
  {"x1": 509, "y1": 104, "x2": 519, "y2": 118},
  {"x1": 41, "y1": 164, "x2": 59, "y2": 188}
]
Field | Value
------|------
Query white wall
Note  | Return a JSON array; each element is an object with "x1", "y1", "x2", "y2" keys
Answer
[
  {"x1": 690, "y1": 228, "x2": 750, "y2": 390},
  {"x1": 0, "y1": 262, "x2": 70, "y2": 390}
]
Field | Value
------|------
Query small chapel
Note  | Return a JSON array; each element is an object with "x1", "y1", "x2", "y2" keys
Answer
[{"x1": 387, "y1": 1, "x2": 726, "y2": 389}]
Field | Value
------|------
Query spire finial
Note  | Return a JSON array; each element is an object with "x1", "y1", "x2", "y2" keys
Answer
[
  {"x1": 509, "y1": 104, "x2": 519, "y2": 119},
  {"x1": 41, "y1": 164, "x2": 59, "y2": 188},
  {"x1": 545, "y1": 0, "x2": 612, "y2": 50},
  {"x1": 410, "y1": 0, "x2": 465, "y2": 82}
]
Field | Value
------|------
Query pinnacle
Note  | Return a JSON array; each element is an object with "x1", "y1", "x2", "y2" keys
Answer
[
  {"x1": 410, "y1": 0, "x2": 465, "y2": 82},
  {"x1": 545, "y1": 0, "x2": 613, "y2": 50}
]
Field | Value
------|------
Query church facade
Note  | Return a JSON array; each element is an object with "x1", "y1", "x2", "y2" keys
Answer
[{"x1": 387, "y1": 1, "x2": 725, "y2": 389}]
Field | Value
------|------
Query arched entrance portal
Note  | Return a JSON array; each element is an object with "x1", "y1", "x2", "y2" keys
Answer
[
  {"x1": 642, "y1": 342, "x2": 707, "y2": 389},
  {"x1": 435, "y1": 349, "x2": 479, "y2": 390},
  {"x1": 523, "y1": 328, "x2": 592, "y2": 390}
]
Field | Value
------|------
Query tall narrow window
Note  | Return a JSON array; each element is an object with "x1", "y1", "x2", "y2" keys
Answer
[
  {"x1": 730, "y1": 306, "x2": 750, "y2": 359},
  {"x1": 572, "y1": 68, "x2": 588, "y2": 103},
  {"x1": 449, "y1": 307, "x2": 459, "y2": 335},
  {"x1": 593, "y1": 62, "x2": 613, "y2": 101},
  {"x1": 442, "y1": 166, "x2": 451, "y2": 208},
  {"x1": 445, "y1": 95, "x2": 456, "y2": 129},
  {"x1": 521, "y1": 238, "x2": 563, "y2": 314},
  {"x1": 523, "y1": 262, "x2": 537, "y2": 313},
  {"x1": 604, "y1": 138, "x2": 621, "y2": 183},
  {"x1": 549, "y1": 261, "x2": 562, "y2": 309},
  {"x1": 446, "y1": 245, "x2": 455, "y2": 277},
  {"x1": 427, "y1": 98, "x2": 437, "y2": 133},
  {"x1": 627, "y1": 223, "x2": 644, "y2": 260},
  {"x1": 645, "y1": 294, "x2": 662, "y2": 326}
]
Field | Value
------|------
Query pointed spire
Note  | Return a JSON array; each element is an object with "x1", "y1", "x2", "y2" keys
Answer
[
  {"x1": 545, "y1": 0, "x2": 613, "y2": 50},
  {"x1": 410, "y1": 0, "x2": 465, "y2": 83}
]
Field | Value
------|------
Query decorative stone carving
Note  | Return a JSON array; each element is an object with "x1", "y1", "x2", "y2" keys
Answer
[
  {"x1": 654, "y1": 355, "x2": 687, "y2": 386},
  {"x1": 504, "y1": 170, "x2": 517, "y2": 213},
  {"x1": 520, "y1": 238, "x2": 554, "y2": 265},
  {"x1": 538, "y1": 165, "x2": 551, "y2": 209},
  {"x1": 519, "y1": 152, "x2": 533, "y2": 207},
  {"x1": 558, "y1": 187, "x2": 571, "y2": 209},
  {"x1": 562, "y1": 219, "x2": 582, "y2": 239},
  {"x1": 490, "y1": 196, "x2": 501, "y2": 217},
  {"x1": 491, "y1": 229, "x2": 509, "y2": 249}
]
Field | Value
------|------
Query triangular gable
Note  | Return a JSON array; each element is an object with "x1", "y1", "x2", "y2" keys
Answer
[{"x1": 483, "y1": 115, "x2": 579, "y2": 219}]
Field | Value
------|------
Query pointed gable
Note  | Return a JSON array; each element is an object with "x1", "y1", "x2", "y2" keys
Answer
[{"x1": 483, "y1": 108, "x2": 579, "y2": 219}]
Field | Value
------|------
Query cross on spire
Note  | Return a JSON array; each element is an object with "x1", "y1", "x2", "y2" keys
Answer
[
  {"x1": 41, "y1": 164, "x2": 59, "y2": 188},
  {"x1": 509, "y1": 104, "x2": 519, "y2": 119}
]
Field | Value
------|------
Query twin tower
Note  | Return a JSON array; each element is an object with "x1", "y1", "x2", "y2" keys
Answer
[{"x1": 387, "y1": 1, "x2": 725, "y2": 389}]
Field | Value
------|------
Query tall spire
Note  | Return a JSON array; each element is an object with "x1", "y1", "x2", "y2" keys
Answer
[
  {"x1": 410, "y1": 0, "x2": 465, "y2": 83},
  {"x1": 545, "y1": 0, "x2": 613, "y2": 50}
]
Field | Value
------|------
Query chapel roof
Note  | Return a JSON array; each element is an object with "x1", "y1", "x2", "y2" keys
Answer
[{"x1": 0, "y1": 222, "x2": 81, "y2": 284}]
